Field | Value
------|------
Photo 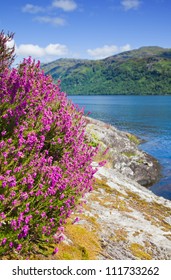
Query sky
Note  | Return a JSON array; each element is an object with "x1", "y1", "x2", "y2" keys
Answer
[{"x1": 0, "y1": 0, "x2": 171, "y2": 64}]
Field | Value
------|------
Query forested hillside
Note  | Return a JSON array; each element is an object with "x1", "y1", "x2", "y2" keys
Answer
[{"x1": 42, "y1": 46, "x2": 171, "y2": 95}]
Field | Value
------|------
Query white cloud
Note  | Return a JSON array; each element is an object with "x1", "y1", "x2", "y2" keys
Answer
[
  {"x1": 21, "y1": 1, "x2": 77, "y2": 28},
  {"x1": 15, "y1": 43, "x2": 69, "y2": 62},
  {"x1": 34, "y1": 16, "x2": 66, "y2": 26},
  {"x1": 87, "y1": 44, "x2": 131, "y2": 59},
  {"x1": 45, "y1": 44, "x2": 69, "y2": 56},
  {"x1": 16, "y1": 44, "x2": 45, "y2": 57},
  {"x1": 87, "y1": 45, "x2": 118, "y2": 59},
  {"x1": 22, "y1": 4, "x2": 45, "y2": 13},
  {"x1": 52, "y1": 0, "x2": 77, "y2": 11},
  {"x1": 120, "y1": 44, "x2": 132, "y2": 52},
  {"x1": 121, "y1": 0, "x2": 141, "y2": 10}
]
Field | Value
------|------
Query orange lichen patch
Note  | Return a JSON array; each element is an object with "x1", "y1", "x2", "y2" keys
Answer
[
  {"x1": 129, "y1": 243, "x2": 152, "y2": 260},
  {"x1": 164, "y1": 234, "x2": 171, "y2": 241},
  {"x1": 56, "y1": 224, "x2": 101, "y2": 260},
  {"x1": 94, "y1": 177, "x2": 127, "y2": 198},
  {"x1": 111, "y1": 228, "x2": 128, "y2": 242},
  {"x1": 133, "y1": 231, "x2": 141, "y2": 237},
  {"x1": 91, "y1": 178, "x2": 132, "y2": 212},
  {"x1": 126, "y1": 190, "x2": 171, "y2": 231}
]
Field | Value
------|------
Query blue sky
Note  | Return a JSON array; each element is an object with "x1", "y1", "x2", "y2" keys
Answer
[{"x1": 1, "y1": 0, "x2": 171, "y2": 63}]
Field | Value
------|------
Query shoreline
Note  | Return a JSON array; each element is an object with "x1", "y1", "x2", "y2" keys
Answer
[{"x1": 85, "y1": 116, "x2": 161, "y2": 189}]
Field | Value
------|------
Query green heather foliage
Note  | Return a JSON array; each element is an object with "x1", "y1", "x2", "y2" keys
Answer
[
  {"x1": 42, "y1": 47, "x2": 171, "y2": 95},
  {"x1": 0, "y1": 32, "x2": 100, "y2": 257}
]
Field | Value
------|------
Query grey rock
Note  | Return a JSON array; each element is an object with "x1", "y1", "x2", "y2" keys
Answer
[{"x1": 85, "y1": 117, "x2": 161, "y2": 187}]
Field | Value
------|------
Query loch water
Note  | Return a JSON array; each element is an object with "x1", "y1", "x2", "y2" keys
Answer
[{"x1": 69, "y1": 95, "x2": 171, "y2": 201}]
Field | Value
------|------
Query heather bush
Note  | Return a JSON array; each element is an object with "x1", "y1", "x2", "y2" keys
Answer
[{"x1": 0, "y1": 56, "x2": 98, "y2": 258}]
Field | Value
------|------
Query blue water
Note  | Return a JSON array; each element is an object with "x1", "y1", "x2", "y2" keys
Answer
[{"x1": 68, "y1": 95, "x2": 171, "y2": 201}]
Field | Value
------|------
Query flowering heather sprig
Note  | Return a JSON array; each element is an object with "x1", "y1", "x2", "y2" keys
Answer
[
  {"x1": 0, "y1": 57, "x2": 98, "y2": 257},
  {"x1": 98, "y1": 160, "x2": 107, "y2": 167}
]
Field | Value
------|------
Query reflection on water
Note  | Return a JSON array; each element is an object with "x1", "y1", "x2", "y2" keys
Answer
[{"x1": 69, "y1": 95, "x2": 171, "y2": 200}]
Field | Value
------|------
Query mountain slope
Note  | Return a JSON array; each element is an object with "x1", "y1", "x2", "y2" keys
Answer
[{"x1": 42, "y1": 46, "x2": 171, "y2": 95}]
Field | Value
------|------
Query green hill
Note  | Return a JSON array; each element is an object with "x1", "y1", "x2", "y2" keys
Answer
[{"x1": 42, "y1": 46, "x2": 171, "y2": 95}]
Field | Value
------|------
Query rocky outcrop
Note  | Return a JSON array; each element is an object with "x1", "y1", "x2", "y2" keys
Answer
[
  {"x1": 56, "y1": 164, "x2": 171, "y2": 260},
  {"x1": 85, "y1": 117, "x2": 160, "y2": 187},
  {"x1": 55, "y1": 118, "x2": 171, "y2": 260},
  {"x1": 92, "y1": 165, "x2": 171, "y2": 259}
]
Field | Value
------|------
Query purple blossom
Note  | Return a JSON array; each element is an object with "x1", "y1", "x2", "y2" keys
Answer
[
  {"x1": 16, "y1": 244, "x2": 22, "y2": 251},
  {"x1": 52, "y1": 247, "x2": 59, "y2": 255},
  {"x1": 59, "y1": 194, "x2": 65, "y2": 200},
  {"x1": 1, "y1": 130, "x2": 6, "y2": 136},
  {"x1": 17, "y1": 151, "x2": 24, "y2": 158},
  {"x1": 0, "y1": 140, "x2": 6, "y2": 148},
  {"x1": 10, "y1": 190, "x2": 16, "y2": 197},
  {"x1": 42, "y1": 226, "x2": 47, "y2": 234},
  {"x1": 0, "y1": 175, "x2": 4, "y2": 181},
  {"x1": 41, "y1": 212, "x2": 47, "y2": 218},
  {"x1": 0, "y1": 212, "x2": 6, "y2": 219},
  {"x1": 72, "y1": 217, "x2": 80, "y2": 224},
  {"x1": 12, "y1": 200, "x2": 18, "y2": 206},
  {"x1": 5, "y1": 170, "x2": 12, "y2": 175},
  {"x1": 9, "y1": 242, "x2": 13, "y2": 248},
  {"x1": 98, "y1": 160, "x2": 107, "y2": 167},
  {"x1": 1, "y1": 238, "x2": 7, "y2": 245},
  {"x1": 11, "y1": 220, "x2": 17, "y2": 228},
  {"x1": 25, "y1": 215, "x2": 32, "y2": 224},
  {"x1": 0, "y1": 195, "x2": 5, "y2": 201},
  {"x1": 20, "y1": 192, "x2": 29, "y2": 200},
  {"x1": 7, "y1": 138, "x2": 12, "y2": 144}
]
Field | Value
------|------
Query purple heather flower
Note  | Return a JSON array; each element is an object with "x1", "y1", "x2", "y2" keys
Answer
[
  {"x1": 57, "y1": 226, "x2": 64, "y2": 232},
  {"x1": 20, "y1": 192, "x2": 29, "y2": 200},
  {"x1": 0, "y1": 140, "x2": 6, "y2": 148},
  {"x1": 72, "y1": 217, "x2": 80, "y2": 224},
  {"x1": 7, "y1": 138, "x2": 12, "y2": 144},
  {"x1": 0, "y1": 195, "x2": 5, "y2": 201},
  {"x1": 1, "y1": 238, "x2": 7, "y2": 245},
  {"x1": 41, "y1": 212, "x2": 47, "y2": 218},
  {"x1": 0, "y1": 175, "x2": 4, "y2": 180},
  {"x1": 59, "y1": 194, "x2": 65, "y2": 200},
  {"x1": 9, "y1": 242, "x2": 13, "y2": 248},
  {"x1": 5, "y1": 170, "x2": 12, "y2": 175},
  {"x1": 16, "y1": 244, "x2": 22, "y2": 251},
  {"x1": 52, "y1": 247, "x2": 59, "y2": 255},
  {"x1": 0, "y1": 212, "x2": 6, "y2": 219},
  {"x1": 10, "y1": 190, "x2": 16, "y2": 197},
  {"x1": 1, "y1": 130, "x2": 6, "y2": 136},
  {"x1": 2, "y1": 152, "x2": 8, "y2": 158},
  {"x1": 98, "y1": 160, "x2": 107, "y2": 167},
  {"x1": 17, "y1": 151, "x2": 24, "y2": 158},
  {"x1": 12, "y1": 199, "x2": 18, "y2": 206},
  {"x1": 42, "y1": 226, "x2": 47, "y2": 234},
  {"x1": 18, "y1": 233, "x2": 23, "y2": 240}
]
